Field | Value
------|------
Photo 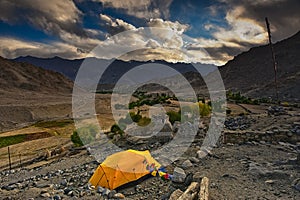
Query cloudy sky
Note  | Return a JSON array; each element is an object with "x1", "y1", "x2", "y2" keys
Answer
[{"x1": 0, "y1": 0, "x2": 299, "y2": 65}]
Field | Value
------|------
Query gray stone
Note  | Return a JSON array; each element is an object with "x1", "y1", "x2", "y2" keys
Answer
[
  {"x1": 64, "y1": 188, "x2": 72, "y2": 195},
  {"x1": 248, "y1": 162, "x2": 268, "y2": 176},
  {"x1": 292, "y1": 178, "x2": 300, "y2": 191},
  {"x1": 108, "y1": 189, "x2": 116, "y2": 198},
  {"x1": 2, "y1": 185, "x2": 17, "y2": 191},
  {"x1": 172, "y1": 167, "x2": 186, "y2": 183},
  {"x1": 265, "y1": 180, "x2": 275, "y2": 184},
  {"x1": 53, "y1": 195, "x2": 62, "y2": 200},
  {"x1": 113, "y1": 193, "x2": 125, "y2": 199},
  {"x1": 60, "y1": 179, "x2": 68, "y2": 187},
  {"x1": 181, "y1": 160, "x2": 193, "y2": 169},
  {"x1": 97, "y1": 186, "x2": 105, "y2": 193},
  {"x1": 197, "y1": 149, "x2": 211, "y2": 158},
  {"x1": 40, "y1": 192, "x2": 51, "y2": 198},
  {"x1": 192, "y1": 172, "x2": 203, "y2": 182},
  {"x1": 190, "y1": 157, "x2": 200, "y2": 163},
  {"x1": 67, "y1": 190, "x2": 73, "y2": 196},
  {"x1": 102, "y1": 188, "x2": 110, "y2": 196}
]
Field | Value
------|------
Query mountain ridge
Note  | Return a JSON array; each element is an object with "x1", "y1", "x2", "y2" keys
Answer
[
  {"x1": 219, "y1": 30, "x2": 300, "y2": 100},
  {"x1": 0, "y1": 56, "x2": 73, "y2": 94}
]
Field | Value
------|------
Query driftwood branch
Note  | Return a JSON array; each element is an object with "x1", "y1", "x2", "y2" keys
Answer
[{"x1": 199, "y1": 177, "x2": 209, "y2": 200}]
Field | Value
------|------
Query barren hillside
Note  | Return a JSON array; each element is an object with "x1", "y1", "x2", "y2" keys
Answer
[
  {"x1": 0, "y1": 57, "x2": 73, "y2": 132},
  {"x1": 219, "y1": 31, "x2": 300, "y2": 101}
]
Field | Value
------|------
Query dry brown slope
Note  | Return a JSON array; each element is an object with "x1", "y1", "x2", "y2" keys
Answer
[
  {"x1": 0, "y1": 57, "x2": 74, "y2": 132},
  {"x1": 219, "y1": 30, "x2": 300, "y2": 101},
  {"x1": 0, "y1": 56, "x2": 73, "y2": 94}
]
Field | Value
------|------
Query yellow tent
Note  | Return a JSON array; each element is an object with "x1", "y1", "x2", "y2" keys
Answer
[{"x1": 89, "y1": 149, "x2": 161, "y2": 190}]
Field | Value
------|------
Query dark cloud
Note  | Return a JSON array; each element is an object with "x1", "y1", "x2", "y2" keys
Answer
[
  {"x1": 218, "y1": 0, "x2": 300, "y2": 41},
  {"x1": 205, "y1": 45, "x2": 245, "y2": 63},
  {"x1": 0, "y1": 37, "x2": 81, "y2": 59},
  {"x1": 0, "y1": 0, "x2": 88, "y2": 38},
  {"x1": 96, "y1": 0, "x2": 173, "y2": 19}
]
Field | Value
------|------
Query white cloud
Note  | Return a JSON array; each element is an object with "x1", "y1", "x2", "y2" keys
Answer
[
  {"x1": 193, "y1": 6, "x2": 268, "y2": 65},
  {"x1": 99, "y1": 14, "x2": 136, "y2": 35},
  {"x1": 148, "y1": 18, "x2": 189, "y2": 34},
  {"x1": 0, "y1": 37, "x2": 84, "y2": 59},
  {"x1": 214, "y1": 6, "x2": 266, "y2": 44},
  {"x1": 87, "y1": 20, "x2": 212, "y2": 64}
]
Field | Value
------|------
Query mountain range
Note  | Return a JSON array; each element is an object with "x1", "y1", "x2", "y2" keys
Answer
[
  {"x1": 9, "y1": 30, "x2": 300, "y2": 102},
  {"x1": 0, "y1": 57, "x2": 73, "y2": 94}
]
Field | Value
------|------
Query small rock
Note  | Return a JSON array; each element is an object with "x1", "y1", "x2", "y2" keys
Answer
[
  {"x1": 64, "y1": 188, "x2": 72, "y2": 195},
  {"x1": 265, "y1": 180, "x2": 275, "y2": 184},
  {"x1": 189, "y1": 157, "x2": 199, "y2": 163},
  {"x1": 172, "y1": 167, "x2": 186, "y2": 183},
  {"x1": 60, "y1": 179, "x2": 68, "y2": 187},
  {"x1": 287, "y1": 132, "x2": 293, "y2": 137},
  {"x1": 108, "y1": 190, "x2": 117, "y2": 198},
  {"x1": 53, "y1": 195, "x2": 62, "y2": 200},
  {"x1": 181, "y1": 160, "x2": 193, "y2": 169},
  {"x1": 40, "y1": 192, "x2": 51, "y2": 198},
  {"x1": 292, "y1": 178, "x2": 300, "y2": 191},
  {"x1": 222, "y1": 173, "x2": 237, "y2": 179},
  {"x1": 67, "y1": 190, "x2": 73, "y2": 196},
  {"x1": 248, "y1": 162, "x2": 268, "y2": 176},
  {"x1": 102, "y1": 188, "x2": 110, "y2": 196},
  {"x1": 35, "y1": 181, "x2": 50, "y2": 188},
  {"x1": 97, "y1": 186, "x2": 105, "y2": 193},
  {"x1": 197, "y1": 150, "x2": 207, "y2": 158},
  {"x1": 113, "y1": 193, "x2": 125, "y2": 199},
  {"x1": 192, "y1": 172, "x2": 203, "y2": 182}
]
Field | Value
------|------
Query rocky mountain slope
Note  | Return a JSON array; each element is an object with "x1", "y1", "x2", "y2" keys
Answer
[
  {"x1": 219, "y1": 31, "x2": 300, "y2": 101},
  {"x1": 0, "y1": 57, "x2": 73, "y2": 131},
  {"x1": 0, "y1": 57, "x2": 73, "y2": 94}
]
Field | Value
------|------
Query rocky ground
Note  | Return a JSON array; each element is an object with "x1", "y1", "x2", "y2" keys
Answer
[{"x1": 0, "y1": 105, "x2": 299, "y2": 200}]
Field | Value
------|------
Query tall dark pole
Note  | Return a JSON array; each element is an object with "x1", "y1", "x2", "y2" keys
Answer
[
  {"x1": 8, "y1": 146, "x2": 12, "y2": 170},
  {"x1": 265, "y1": 17, "x2": 279, "y2": 102},
  {"x1": 19, "y1": 153, "x2": 22, "y2": 169}
]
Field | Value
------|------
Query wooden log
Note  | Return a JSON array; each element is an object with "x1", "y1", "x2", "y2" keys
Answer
[
  {"x1": 177, "y1": 182, "x2": 199, "y2": 200},
  {"x1": 199, "y1": 177, "x2": 209, "y2": 200},
  {"x1": 169, "y1": 189, "x2": 183, "y2": 200}
]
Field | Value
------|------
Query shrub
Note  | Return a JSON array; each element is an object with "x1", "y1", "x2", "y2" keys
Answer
[
  {"x1": 111, "y1": 124, "x2": 124, "y2": 134},
  {"x1": 71, "y1": 125, "x2": 98, "y2": 147},
  {"x1": 0, "y1": 135, "x2": 26, "y2": 148},
  {"x1": 226, "y1": 109, "x2": 232, "y2": 115},
  {"x1": 167, "y1": 110, "x2": 181, "y2": 124},
  {"x1": 137, "y1": 117, "x2": 151, "y2": 126},
  {"x1": 71, "y1": 131, "x2": 83, "y2": 147},
  {"x1": 130, "y1": 112, "x2": 142, "y2": 123},
  {"x1": 34, "y1": 119, "x2": 72, "y2": 128},
  {"x1": 198, "y1": 102, "x2": 211, "y2": 117}
]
